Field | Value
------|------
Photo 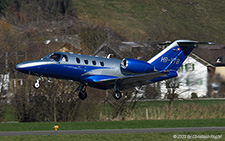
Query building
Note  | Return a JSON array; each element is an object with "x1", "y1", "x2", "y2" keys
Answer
[
  {"x1": 161, "y1": 44, "x2": 225, "y2": 99},
  {"x1": 160, "y1": 56, "x2": 208, "y2": 99},
  {"x1": 192, "y1": 45, "x2": 225, "y2": 97}
]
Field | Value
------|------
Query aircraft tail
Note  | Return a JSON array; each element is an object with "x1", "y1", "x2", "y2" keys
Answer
[{"x1": 148, "y1": 40, "x2": 212, "y2": 72}]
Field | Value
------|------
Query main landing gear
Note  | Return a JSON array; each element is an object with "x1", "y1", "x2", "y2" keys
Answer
[
  {"x1": 75, "y1": 83, "x2": 122, "y2": 100},
  {"x1": 113, "y1": 89, "x2": 122, "y2": 100},
  {"x1": 112, "y1": 83, "x2": 122, "y2": 100},
  {"x1": 76, "y1": 84, "x2": 87, "y2": 100}
]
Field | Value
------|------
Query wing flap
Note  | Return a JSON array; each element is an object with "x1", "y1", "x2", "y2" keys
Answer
[{"x1": 96, "y1": 71, "x2": 168, "y2": 90}]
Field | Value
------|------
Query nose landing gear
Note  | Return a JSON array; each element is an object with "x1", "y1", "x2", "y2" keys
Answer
[
  {"x1": 33, "y1": 76, "x2": 48, "y2": 89},
  {"x1": 33, "y1": 80, "x2": 40, "y2": 89}
]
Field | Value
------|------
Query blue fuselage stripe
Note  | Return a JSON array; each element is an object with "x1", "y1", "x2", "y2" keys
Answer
[{"x1": 18, "y1": 62, "x2": 119, "y2": 82}]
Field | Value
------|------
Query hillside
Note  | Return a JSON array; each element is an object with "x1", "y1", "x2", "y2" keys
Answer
[{"x1": 73, "y1": 0, "x2": 225, "y2": 44}]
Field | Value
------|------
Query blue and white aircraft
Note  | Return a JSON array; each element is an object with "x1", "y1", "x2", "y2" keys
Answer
[{"x1": 15, "y1": 40, "x2": 211, "y2": 100}]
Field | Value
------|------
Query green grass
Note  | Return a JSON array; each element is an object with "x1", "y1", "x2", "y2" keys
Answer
[
  {"x1": 3, "y1": 105, "x2": 17, "y2": 122},
  {"x1": 73, "y1": 0, "x2": 225, "y2": 43},
  {"x1": 135, "y1": 99, "x2": 225, "y2": 108},
  {"x1": 0, "y1": 118, "x2": 225, "y2": 132},
  {"x1": 122, "y1": 100, "x2": 225, "y2": 120},
  {"x1": 2, "y1": 99, "x2": 225, "y2": 122},
  {"x1": 0, "y1": 131, "x2": 224, "y2": 141}
]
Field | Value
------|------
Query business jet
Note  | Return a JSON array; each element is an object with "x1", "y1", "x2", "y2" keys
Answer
[{"x1": 15, "y1": 40, "x2": 212, "y2": 100}]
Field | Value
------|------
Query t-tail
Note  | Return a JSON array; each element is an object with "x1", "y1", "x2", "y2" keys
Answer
[{"x1": 148, "y1": 40, "x2": 213, "y2": 72}]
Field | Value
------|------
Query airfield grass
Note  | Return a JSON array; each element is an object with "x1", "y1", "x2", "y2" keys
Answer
[
  {"x1": 1, "y1": 100, "x2": 225, "y2": 140},
  {"x1": 1, "y1": 99, "x2": 225, "y2": 132},
  {"x1": 0, "y1": 131, "x2": 224, "y2": 141},
  {"x1": 0, "y1": 118, "x2": 225, "y2": 132},
  {"x1": 100, "y1": 99, "x2": 225, "y2": 120}
]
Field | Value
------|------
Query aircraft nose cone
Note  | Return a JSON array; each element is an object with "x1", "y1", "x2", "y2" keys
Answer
[
  {"x1": 15, "y1": 64, "x2": 21, "y2": 71},
  {"x1": 15, "y1": 61, "x2": 43, "y2": 74},
  {"x1": 15, "y1": 62, "x2": 30, "y2": 73},
  {"x1": 15, "y1": 63, "x2": 24, "y2": 72}
]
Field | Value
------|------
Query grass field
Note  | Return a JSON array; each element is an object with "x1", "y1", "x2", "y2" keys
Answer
[
  {"x1": 0, "y1": 119, "x2": 225, "y2": 140},
  {"x1": 99, "y1": 99, "x2": 225, "y2": 121},
  {"x1": 0, "y1": 131, "x2": 224, "y2": 141},
  {"x1": 0, "y1": 118, "x2": 225, "y2": 131},
  {"x1": 1, "y1": 101, "x2": 225, "y2": 140},
  {"x1": 2, "y1": 99, "x2": 225, "y2": 122},
  {"x1": 129, "y1": 99, "x2": 225, "y2": 120}
]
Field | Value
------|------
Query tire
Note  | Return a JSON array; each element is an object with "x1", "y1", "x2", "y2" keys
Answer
[
  {"x1": 113, "y1": 90, "x2": 122, "y2": 100},
  {"x1": 33, "y1": 81, "x2": 40, "y2": 89},
  {"x1": 78, "y1": 91, "x2": 87, "y2": 100}
]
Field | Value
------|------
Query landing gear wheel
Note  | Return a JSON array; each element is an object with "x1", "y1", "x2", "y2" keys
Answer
[
  {"x1": 33, "y1": 80, "x2": 40, "y2": 89},
  {"x1": 78, "y1": 91, "x2": 87, "y2": 100},
  {"x1": 113, "y1": 90, "x2": 122, "y2": 100}
]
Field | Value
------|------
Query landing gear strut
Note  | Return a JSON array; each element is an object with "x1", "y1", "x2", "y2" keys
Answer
[
  {"x1": 113, "y1": 82, "x2": 122, "y2": 100},
  {"x1": 76, "y1": 84, "x2": 87, "y2": 100},
  {"x1": 32, "y1": 76, "x2": 47, "y2": 89}
]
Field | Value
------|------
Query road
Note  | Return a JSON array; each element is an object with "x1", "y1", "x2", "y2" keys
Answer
[{"x1": 0, "y1": 127, "x2": 225, "y2": 136}]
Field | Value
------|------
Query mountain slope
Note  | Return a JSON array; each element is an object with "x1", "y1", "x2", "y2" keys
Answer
[{"x1": 73, "y1": 0, "x2": 225, "y2": 43}]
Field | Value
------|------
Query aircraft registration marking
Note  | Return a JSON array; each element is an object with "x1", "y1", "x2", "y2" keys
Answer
[{"x1": 161, "y1": 57, "x2": 180, "y2": 64}]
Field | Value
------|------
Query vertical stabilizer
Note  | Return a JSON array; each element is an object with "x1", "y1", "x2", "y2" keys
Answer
[{"x1": 147, "y1": 40, "x2": 199, "y2": 71}]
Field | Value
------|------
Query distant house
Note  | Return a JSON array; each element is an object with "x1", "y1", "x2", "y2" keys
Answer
[
  {"x1": 160, "y1": 56, "x2": 208, "y2": 98},
  {"x1": 0, "y1": 73, "x2": 9, "y2": 94},
  {"x1": 192, "y1": 45, "x2": 225, "y2": 97},
  {"x1": 94, "y1": 41, "x2": 158, "y2": 60},
  {"x1": 161, "y1": 44, "x2": 225, "y2": 98}
]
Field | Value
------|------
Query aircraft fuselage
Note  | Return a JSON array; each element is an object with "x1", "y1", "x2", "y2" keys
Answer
[{"x1": 16, "y1": 52, "x2": 125, "y2": 89}]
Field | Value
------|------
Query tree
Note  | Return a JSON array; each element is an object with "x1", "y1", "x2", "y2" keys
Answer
[
  {"x1": 3, "y1": 0, "x2": 75, "y2": 24},
  {"x1": 0, "y1": 0, "x2": 8, "y2": 15},
  {"x1": 164, "y1": 78, "x2": 179, "y2": 108}
]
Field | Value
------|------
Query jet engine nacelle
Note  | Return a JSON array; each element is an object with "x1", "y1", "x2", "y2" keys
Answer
[{"x1": 121, "y1": 58, "x2": 155, "y2": 73}]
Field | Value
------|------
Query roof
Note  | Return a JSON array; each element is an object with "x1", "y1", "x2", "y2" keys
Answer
[
  {"x1": 94, "y1": 41, "x2": 157, "y2": 60},
  {"x1": 192, "y1": 45, "x2": 225, "y2": 67}
]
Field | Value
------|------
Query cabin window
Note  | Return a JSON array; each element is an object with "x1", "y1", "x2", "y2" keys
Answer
[
  {"x1": 92, "y1": 60, "x2": 96, "y2": 65},
  {"x1": 49, "y1": 53, "x2": 61, "y2": 62},
  {"x1": 61, "y1": 55, "x2": 68, "y2": 62},
  {"x1": 76, "y1": 58, "x2": 80, "y2": 63},
  {"x1": 84, "y1": 59, "x2": 88, "y2": 64},
  {"x1": 100, "y1": 61, "x2": 104, "y2": 66}
]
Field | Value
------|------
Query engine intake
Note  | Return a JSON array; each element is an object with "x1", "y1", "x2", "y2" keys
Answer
[{"x1": 121, "y1": 58, "x2": 155, "y2": 73}]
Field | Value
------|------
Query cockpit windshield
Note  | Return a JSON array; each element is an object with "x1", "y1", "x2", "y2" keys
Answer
[{"x1": 48, "y1": 53, "x2": 61, "y2": 62}]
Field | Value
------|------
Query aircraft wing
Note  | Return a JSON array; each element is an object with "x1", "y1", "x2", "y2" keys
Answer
[{"x1": 96, "y1": 71, "x2": 168, "y2": 90}]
